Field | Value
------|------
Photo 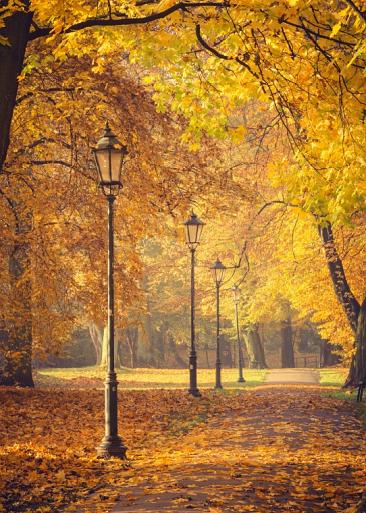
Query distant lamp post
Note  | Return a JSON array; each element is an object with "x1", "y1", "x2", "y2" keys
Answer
[
  {"x1": 211, "y1": 259, "x2": 227, "y2": 389},
  {"x1": 93, "y1": 122, "x2": 128, "y2": 459},
  {"x1": 184, "y1": 212, "x2": 205, "y2": 397},
  {"x1": 232, "y1": 285, "x2": 245, "y2": 383}
]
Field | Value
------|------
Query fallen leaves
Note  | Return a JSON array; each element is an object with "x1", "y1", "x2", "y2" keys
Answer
[{"x1": 1, "y1": 386, "x2": 366, "y2": 512}]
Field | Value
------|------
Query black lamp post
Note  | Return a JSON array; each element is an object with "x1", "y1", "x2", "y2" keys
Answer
[
  {"x1": 184, "y1": 212, "x2": 205, "y2": 397},
  {"x1": 93, "y1": 122, "x2": 128, "y2": 459},
  {"x1": 211, "y1": 259, "x2": 226, "y2": 389},
  {"x1": 232, "y1": 285, "x2": 245, "y2": 383}
]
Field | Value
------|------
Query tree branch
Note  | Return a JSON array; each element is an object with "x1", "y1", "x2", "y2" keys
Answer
[
  {"x1": 195, "y1": 24, "x2": 259, "y2": 79},
  {"x1": 28, "y1": 2, "x2": 229, "y2": 41}
]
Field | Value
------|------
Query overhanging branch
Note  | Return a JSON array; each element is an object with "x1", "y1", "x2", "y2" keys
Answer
[{"x1": 28, "y1": 2, "x2": 229, "y2": 41}]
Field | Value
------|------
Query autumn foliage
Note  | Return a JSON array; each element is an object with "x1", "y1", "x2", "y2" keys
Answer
[{"x1": 2, "y1": 386, "x2": 366, "y2": 513}]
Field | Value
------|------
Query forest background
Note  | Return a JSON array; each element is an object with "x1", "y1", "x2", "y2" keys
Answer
[{"x1": 1, "y1": 0, "x2": 366, "y2": 387}]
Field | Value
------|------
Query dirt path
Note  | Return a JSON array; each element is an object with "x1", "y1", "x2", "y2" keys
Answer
[
  {"x1": 79, "y1": 387, "x2": 366, "y2": 513},
  {"x1": 265, "y1": 368, "x2": 320, "y2": 384}
]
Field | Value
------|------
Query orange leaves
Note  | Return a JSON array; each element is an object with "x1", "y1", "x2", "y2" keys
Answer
[
  {"x1": 0, "y1": 387, "x2": 208, "y2": 513},
  {"x1": 2, "y1": 386, "x2": 366, "y2": 512}
]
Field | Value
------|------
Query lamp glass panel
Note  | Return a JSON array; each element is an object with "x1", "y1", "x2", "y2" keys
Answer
[
  {"x1": 196, "y1": 223, "x2": 203, "y2": 244},
  {"x1": 217, "y1": 267, "x2": 225, "y2": 284},
  {"x1": 110, "y1": 149, "x2": 123, "y2": 182},
  {"x1": 95, "y1": 150, "x2": 111, "y2": 183},
  {"x1": 187, "y1": 223, "x2": 199, "y2": 244}
]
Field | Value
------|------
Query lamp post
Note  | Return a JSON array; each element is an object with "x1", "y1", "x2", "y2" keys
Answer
[
  {"x1": 93, "y1": 122, "x2": 128, "y2": 459},
  {"x1": 183, "y1": 212, "x2": 205, "y2": 397},
  {"x1": 211, "y1": 259, "x2": 227, "y2": 389},
  {"x1": 232, "y1": 285, "x2": 245, "y2": 383}
]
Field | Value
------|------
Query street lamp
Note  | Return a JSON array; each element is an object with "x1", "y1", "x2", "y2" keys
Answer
[
  {"x1": 184, "y1": 212, "x2": 205, "y2": 397},
  {"x1": 93, "y1": 122, "x2": 128, "y2": 459},
  {"x1": 211, "y1": 259, "x2": 226, "y2": 389},
  {"x1": 232, "y1": 285, "x2": 245, "y2": 383}
]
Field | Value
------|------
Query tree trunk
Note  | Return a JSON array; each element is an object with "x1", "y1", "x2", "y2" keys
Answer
[
  {"x1": 243, "y1": 325, "x2": 267, "y2": 369},
  {"x1": 88, "y1": 322, "x2": 103, "y2": 365},
  {"x1": 125, "y1": 327, "x2": 139, "y2": 368},
  {"x1": 0, "y1": 4, "x2": 32, "y2": 172},
  {"x1": 280, "y1": 318, "x2": 295, "y2": 368},
  {"x1": 344, "y1": 297, "x2": 366, "y2": 387},
  {"x1": 320, "y1": 340, "x2": 339, "y2": 367},
  {"x1": 0, "y1": 6, "x2": 34, "y2": 387},
  {"x1": 318, "y1": 222, "x2": 362, "y2": 387},
  {"x1": 100, "y1": 326, "x2": 108, "y2": 367},
  {"x1": 204, "y1": 343, "x2": 210, "y2": 368},
  {"x1": 318, "y1": 222, "x2": 360, "y2": 331},
  {"x1": 167, "y1": 332, "x2": 186, "y2": 368},
  {"x1": 1, "y1": 239, "x2": 33, "y2": 387}
]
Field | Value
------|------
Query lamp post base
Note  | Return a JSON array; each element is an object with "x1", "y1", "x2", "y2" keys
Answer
[
  {"x1": 238, "y1": 377, "x2": 246, "y2": 383},
  {"x1": 97, "y1": 436, "x2": 127, "y2": 459},
  {"x1": 188, "y1": 352, "x2": 201, "y2": 398},
  {"x1": 188, "y1": 388, "x2": 202, "y2": 397}
]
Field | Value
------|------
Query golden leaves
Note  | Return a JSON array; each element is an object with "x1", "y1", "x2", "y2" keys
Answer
[{"x1": 2, "y1": 386, "x2": 366, "y2": 512}]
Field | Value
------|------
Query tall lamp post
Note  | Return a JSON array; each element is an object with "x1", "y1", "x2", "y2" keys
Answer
[
  {"x1": 211, "y1": 259, "x2": 227, "y2": 390},
  {"x1": 232, "y1": 285, "x2": 245, "y2": 383},
  {"x1": 93, "y1": 122, "x2": 128, "y2": 459},
  {"x1": 184, "y1": 212, "x2": 205, "y2": 397}
]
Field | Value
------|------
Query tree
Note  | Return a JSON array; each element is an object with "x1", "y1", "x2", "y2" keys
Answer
[{"x1": 0, "y1": 45, "x2": 221, "y2": 384}]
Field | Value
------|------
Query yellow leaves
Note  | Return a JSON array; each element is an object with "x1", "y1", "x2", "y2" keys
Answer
[
  {"x1": 229, "y1": 125, "x2": 246, "y2": 144},
  {"x1": 2, "y1": 386, "x2": 366, "y2": 512},
  {"x1": 330, "y1": 21, "x2": 342, "y2": 38}
]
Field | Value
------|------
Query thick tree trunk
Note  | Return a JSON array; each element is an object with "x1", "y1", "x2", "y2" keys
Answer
[
  {"x1": 1, "y1": 240, "x2": 33, "y2": 387},
  {"x1": 318, "y1": 222, "x2": 360, "y2": 332},
  {"x1": 0, "y1": 6, "x2": 33, "y2": 387},
  {"x1": 280, "y1": 318, "x2": 295, "y2": 368},
  {"x1": 318, "y1": 222, "x2": 362, "y2": 387},
  {"x1": 344, "y1": 297, "x2": 366, "y2": 388},
  {"x1": 0, "y1": 4, "x2": 32, "y2": 172},
  {"x1": 244, "y1": 324, "x2": 267, "y2": 369}
]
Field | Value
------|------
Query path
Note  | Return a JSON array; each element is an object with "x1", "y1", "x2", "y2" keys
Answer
[
  {"x1": 264, "y1": 368, "x2": 320, "y2": 385},
  {"x1": 80, "y1": 387, "x2": 366, "y2": 513}
]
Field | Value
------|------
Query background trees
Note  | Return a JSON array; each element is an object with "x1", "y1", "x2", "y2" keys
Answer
[{"x1": 2, "y1": 1, "x2": 366, "y2": 385}]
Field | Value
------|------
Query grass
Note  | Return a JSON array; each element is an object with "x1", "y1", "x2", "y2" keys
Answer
[
  {"x1": 318, "y1": 367, "x2": 348, "y2": 387},
  {"x1": 36, "y1": 366, "x2": 267, "y2": 389}
]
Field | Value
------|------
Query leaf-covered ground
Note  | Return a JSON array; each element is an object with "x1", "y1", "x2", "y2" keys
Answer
[{"x1": 1, "y1": 385, "x2": 365, "y2": 513}]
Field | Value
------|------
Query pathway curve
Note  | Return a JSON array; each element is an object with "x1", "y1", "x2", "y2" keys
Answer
[
  {"x1": 264, "y1": 368, "x2": 320, "y2": 385},
  {"x1": 87, "y1": 387, "x2": 366, "y2": 513}
]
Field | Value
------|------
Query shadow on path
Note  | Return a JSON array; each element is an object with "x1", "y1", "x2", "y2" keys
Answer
[{"x1": 79, "y1": 387, "x2": 366, "y2": 513}]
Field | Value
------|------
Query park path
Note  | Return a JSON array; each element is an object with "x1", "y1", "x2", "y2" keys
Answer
[
  {"x1": 264, "y1": 368, "x2": 320, "y2": 385},
  {"x1": 79, "y1": 387, "x2": 366, "y2": 513}
]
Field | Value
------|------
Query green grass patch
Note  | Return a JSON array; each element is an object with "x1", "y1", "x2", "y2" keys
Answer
[
  {"x1": 36, "y1": 366, "x2": 267, "y2": 389},
  {"x1": 318, "y1": 367, "x2": 348, "y2": 387}
]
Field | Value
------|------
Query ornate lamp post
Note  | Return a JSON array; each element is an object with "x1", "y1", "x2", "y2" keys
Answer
[
  {"x1": 232, "y1": 285, "x2": 245, "y2": 383},
  {"x1": 93, "y1": 122, "x2": 128, "y2": 459},
  {"x1": 211, "y1": 259, "x2": 227, "y2": 390},
  {"x1": 183, "y1": 212, "x2": 205, "y2": 397}
]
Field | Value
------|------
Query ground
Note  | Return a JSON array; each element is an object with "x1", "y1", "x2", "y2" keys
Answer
[
  {"x1": 35, "y1": 367, "x2": 267, "y2": 389},
  {"x1": 1, "y1": 366, "x2": 363, "y2": 513}
]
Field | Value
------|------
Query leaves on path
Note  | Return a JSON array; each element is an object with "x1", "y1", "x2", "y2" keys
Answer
[{"x1": 1, "y1": 387, "x2": 366, "y2": 512}]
